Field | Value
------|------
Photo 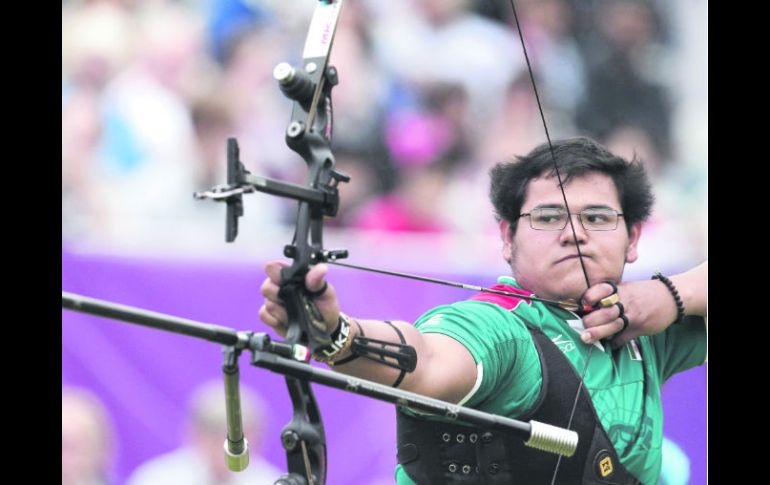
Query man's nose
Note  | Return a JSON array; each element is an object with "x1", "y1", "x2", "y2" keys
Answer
[{"x1": 559, "y1": 213, "x2": 588, "y2": 244}]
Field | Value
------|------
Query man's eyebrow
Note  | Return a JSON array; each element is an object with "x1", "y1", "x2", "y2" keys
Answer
[
  {"x1": 582, "y1": 204, "x2": 616, "y2": 210},
  {"x1": 530, "y1": 203, "x2": 617, "y2": 210},
  {"x1": 532, "y1": 203, "x2": 566, "y2": 210}
]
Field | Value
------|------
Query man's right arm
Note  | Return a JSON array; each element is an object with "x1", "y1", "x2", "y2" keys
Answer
[
  {"x1": 259, "y1": 261, "x2": 479, "y2": 405},
  {"x1": 581, "y1": 260, "x2": 708, "y2": 347}
]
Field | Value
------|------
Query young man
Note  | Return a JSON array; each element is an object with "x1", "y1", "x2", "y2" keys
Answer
[{"x1": 259, "y1": 137, "x2": 707, "y2": 484}]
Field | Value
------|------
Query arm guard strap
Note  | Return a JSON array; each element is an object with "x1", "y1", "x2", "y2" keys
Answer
[{"x1": 332, "y1": 320, "x2": 417, "y2": 387}]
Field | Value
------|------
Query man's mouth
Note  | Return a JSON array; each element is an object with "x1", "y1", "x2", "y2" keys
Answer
[{"x1": 556, "y1": 255, "x2": 590, "y2": 264}]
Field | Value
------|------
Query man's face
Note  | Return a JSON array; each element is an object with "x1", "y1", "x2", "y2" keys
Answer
[{"x1": 501, "y1": 172, "x2": 641, "y2": 301}]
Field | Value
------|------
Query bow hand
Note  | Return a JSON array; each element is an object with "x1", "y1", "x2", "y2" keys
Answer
[{"x1": 260, "y1": 261, "x2": 340, "y2": 346}]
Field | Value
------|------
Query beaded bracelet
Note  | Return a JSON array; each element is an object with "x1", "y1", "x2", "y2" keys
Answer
[{"x1": 651, "y1": 272, "x2": 685, "y2": 325}]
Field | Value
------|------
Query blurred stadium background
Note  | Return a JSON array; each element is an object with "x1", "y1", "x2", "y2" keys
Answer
[{"x1": 62, "y1": 0, "x2": 707, "y2": 483}]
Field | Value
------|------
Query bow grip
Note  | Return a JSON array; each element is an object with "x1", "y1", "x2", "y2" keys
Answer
[{"x1": 278, "y1": 278, "x2": 333, "y2": 353}]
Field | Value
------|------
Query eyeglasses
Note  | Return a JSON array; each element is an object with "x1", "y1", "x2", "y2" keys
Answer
[{"x1": 518, "y1": 207, "x2": 624, "y2": 231}]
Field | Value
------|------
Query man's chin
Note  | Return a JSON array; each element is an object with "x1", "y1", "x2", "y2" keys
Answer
[{"x1": 542, "y1": 279, "x2": 588, "y2": 302}]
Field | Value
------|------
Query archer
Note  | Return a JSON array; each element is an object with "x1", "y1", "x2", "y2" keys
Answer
[{"x1": 260, "y1": 137, "x2": 707, "y2": 485}]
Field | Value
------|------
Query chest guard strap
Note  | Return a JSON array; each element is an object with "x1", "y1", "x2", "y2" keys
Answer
[{"x1": 396, "y1": 325, "x2": 641, "y2": 484}]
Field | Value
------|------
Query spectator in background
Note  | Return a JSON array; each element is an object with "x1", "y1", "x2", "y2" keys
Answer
[
  {"x1": 329, "y1": 0, "x2": 392, "y2": 160},
  {"x1": 62, "y1": 0, "x2": 135, "y2": 242},
  {"x1": 212, "y1": 22, "x2": 302, "y2": 227},
  {"x1": 215, "y1": 23, "x2": 291, "y2": 180},
  {"x1": 349, "y1": 158, "x2": 451, "y2": 233},
  {"x1": 94, "y1": 2, "x2": 207, "y2": 238},
  {"x1": 190, "y1": 96, "x2": 235, "y2": 191},
  {"x1": 62, "y1": 387, "x2": 116, "y2": 485},
  {"x1": 369, "y1": 0, "x2": 522, "y2": 135},
  {"x1": 478, "y1": 72, "x2": 543, "y2": 168},
  {"x1": 512, "y1": 0, "x2": 586, "y2": 131},
  {"x1": 62, "y1": 83, "x2": 110, "y2": 242},
  {"x1": 444, "y1": 73, "x2": 543, "y2": 236},
  {"x1": 62, "y1": 0, "x2": 135, "y2": 94},
  {"x1": 349, "y1": 82, "x2": 470, "y2": 233},
  {"x1": 330, "y1": 147, "x2": 393, "y2": 228},
  {"x1": 602, "y1": 124, "x2": 706, "y2": 271},
  {"x1": 575, "y1": 0, "x2": 672, "y2": 162},
  {"x1": 205, "y1": 0, "x2": 272, "y2": 66},
  {"x1": 126, "y1": 381, "x2": 281, "y2": 485}
]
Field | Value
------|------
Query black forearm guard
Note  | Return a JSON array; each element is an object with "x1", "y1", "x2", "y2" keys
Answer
[{"x1": 332, "y1": 320, "x2": 417, "y2": 387}]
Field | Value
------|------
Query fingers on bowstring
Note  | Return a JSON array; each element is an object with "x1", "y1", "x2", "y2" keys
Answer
[
  {"x1": 581, "y1": 281, "x2": 619, "y2": 309},
  {"x1": 582, "y1": 318, "x2": 628, "y2": 345},
  {"x1": 581, "y1": 303, "x2": 626, "y2": 344}
]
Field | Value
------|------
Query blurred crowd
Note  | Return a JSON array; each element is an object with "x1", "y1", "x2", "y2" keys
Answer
[
  {"x1": 63, "y1": 382, "x2": 283, "y2": 485},
  {"x1": 62, "y1": 0, "x2": 707, "y2": 267}
]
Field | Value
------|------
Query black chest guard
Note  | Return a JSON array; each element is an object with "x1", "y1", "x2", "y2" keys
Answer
[{"x1": 396, "y1": 325, "x2": 642, "y2": 485}]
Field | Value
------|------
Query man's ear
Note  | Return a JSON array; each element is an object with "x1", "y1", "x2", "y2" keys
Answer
[
  {"x1": 500, "y1": 220, "x2": 513, "y2": 264},
  {"x1": 625, "y1": 223, "x2": 642, "y2": 263}
]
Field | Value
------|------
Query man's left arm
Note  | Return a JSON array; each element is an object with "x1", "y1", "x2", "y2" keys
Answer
[{"x1": 669, "y1": 261, "x2": 707, "y2": 317}]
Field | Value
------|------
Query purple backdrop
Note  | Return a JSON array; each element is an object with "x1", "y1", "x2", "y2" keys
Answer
[{"x1": 62, "y1": 248, "x2": 706, "y2": 484}]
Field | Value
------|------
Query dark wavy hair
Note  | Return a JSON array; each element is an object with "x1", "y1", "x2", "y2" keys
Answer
[{"x1": 489, "y1": 137, "x2": 654, "y2": 236}]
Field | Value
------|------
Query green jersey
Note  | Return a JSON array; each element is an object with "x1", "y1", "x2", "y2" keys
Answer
[{"x1": 395, "y1": 276, "x2": 706, "y2": 485}]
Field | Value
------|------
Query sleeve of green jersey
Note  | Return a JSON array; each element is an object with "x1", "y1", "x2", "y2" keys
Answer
[
  {"x1": 413, "y1": 300, "x2": 537, "y2": 409},
  {"x1": 649, "y1": 315, "x2": 708, "y2": 382}
]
